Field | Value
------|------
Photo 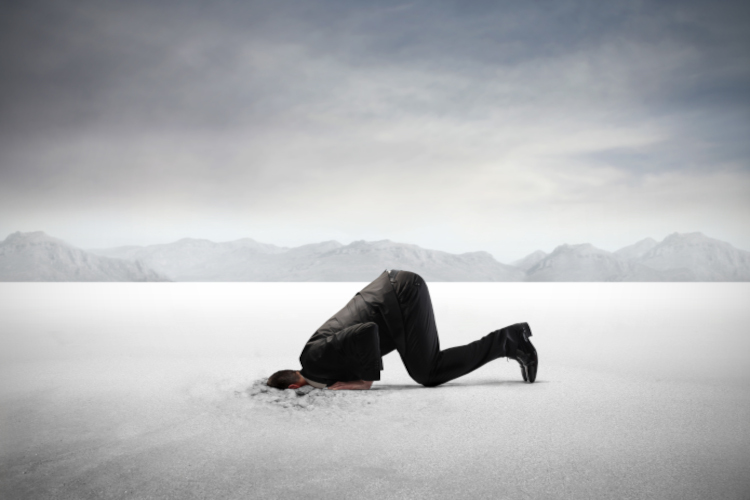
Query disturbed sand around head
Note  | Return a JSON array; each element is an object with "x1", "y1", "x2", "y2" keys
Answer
[{"x1": 1, "y1": 283, "x2": 749, "y2": 499}]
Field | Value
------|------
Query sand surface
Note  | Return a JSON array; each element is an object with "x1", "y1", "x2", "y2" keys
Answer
[{"x1": 1, "y1": 283, "x2": 749, "y2": 499}]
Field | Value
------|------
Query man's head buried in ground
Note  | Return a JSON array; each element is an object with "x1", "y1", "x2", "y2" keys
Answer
[
  {"x1": 267, "y1": 370, "x2": 308, "y2": 390},
  {"x1": 267, "y1": 371, "x2": 375, "y2": 391}
]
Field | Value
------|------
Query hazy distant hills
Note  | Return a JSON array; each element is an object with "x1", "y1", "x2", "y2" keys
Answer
[
  {"x1": 511, "y1": 250, "x2": 548, "y2": 272},
  {"x1": 2, "y1": 230, "x2": 749, "y2": 281},
  {"x1": 638, "y1": 232, "x2": 750, "y2": 281},
  {"x1": 524, "y1": 233, "x2": 750, "y2": 281},
  {"x1": 525, "y1": 243, "x2": 668, "y2": 282},
  {"x1": 91, "y1": 237, "x2": 291, "y2": 281},
  {"x1": 0, "y1": 232, "x2": 168, "y2": 282},
  {"x1": 613, "y1": 238, "x2": 658, "y2": 260},
  {"x1": 90, "y1": 237, "x2": 525, "y2": 282}
]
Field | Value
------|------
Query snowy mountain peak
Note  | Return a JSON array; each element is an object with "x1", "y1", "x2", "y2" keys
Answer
[
  {"x1": 3, "y1": 231, "x2": 71, "y2": 246},
  {"x1": 614, "y1": 237, "x2": 658, "y2": 260},
  {"x1": 550, "y1": 243, "x2": 609, "y2": 256},
  {"x1": 512, "y1": 250, "x2": 548, "y2": 271},
  {"x1": 285, "y1": 240, "x2": 343, "y2": 256},
  {"x1": 661, "y1": 232, "x2": 711, "y2": 245},
  {"x1": 637, "y1": 232, "x2": 750, "y2": 281},
  {"x1": 526, "y1": 242, "x2": 667, "y2": 282},
  {"x1": 1, "y1": 232, "x2": 167, "y2": 281},
  {"x1": 349, "y1": 239, "x2": 397, "y2": 248}
]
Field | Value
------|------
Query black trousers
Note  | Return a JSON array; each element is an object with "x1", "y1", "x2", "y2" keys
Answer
[{"x1": 386, "y1": 270, "x2": 509, "y2": 387}]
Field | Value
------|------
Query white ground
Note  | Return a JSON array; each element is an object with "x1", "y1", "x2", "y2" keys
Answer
[{"x1": 1, "y1": 283, "x2": 749, "y2": 499}]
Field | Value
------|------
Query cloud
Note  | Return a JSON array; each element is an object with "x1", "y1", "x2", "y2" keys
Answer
[{"x1": 0, "y1": 0, "x2": 748, "y2": 258}]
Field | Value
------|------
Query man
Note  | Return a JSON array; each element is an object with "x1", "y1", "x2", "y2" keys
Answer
[{"x1": 267, "y1": 269, "x2": 538, "y2": 390}]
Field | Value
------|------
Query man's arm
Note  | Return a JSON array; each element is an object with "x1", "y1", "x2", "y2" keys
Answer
[
  {"x1": 301, "y1": 322, "x2": 382, "y2": 388},
  {"x1": 328, "y1": 380, "x2": 373, "y2": 391},
  {"x1": 329, "y1": 322, "x2": 382, "y2": 382}
]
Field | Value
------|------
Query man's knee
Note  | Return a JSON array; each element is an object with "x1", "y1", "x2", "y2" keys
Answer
[
  {"x1": 402, "y1": 271, "x2": 424, "y2": 285},
  {"x1": 410, "y1": 370, "x2": 441, "y2": 388}
]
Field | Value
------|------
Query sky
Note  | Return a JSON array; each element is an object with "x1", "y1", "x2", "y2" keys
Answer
[{"x1": 1, "y1": 0, "x2": 749, "y2": 263}]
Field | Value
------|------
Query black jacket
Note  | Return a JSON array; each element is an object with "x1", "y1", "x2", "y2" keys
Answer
[{"x1": 299, "y1": 270, "x2": 406, "y2": 386}]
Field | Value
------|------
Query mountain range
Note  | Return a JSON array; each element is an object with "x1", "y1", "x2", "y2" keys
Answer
[
  {"x1": 89, "y1": 237, "x2": 525, "y2": 282},
  {"x1": 1, "y1": 230, "x2": 749, "y2": 282},
  {"x1": 0, "y1": 231, "x2": 168, "y2": 281}
]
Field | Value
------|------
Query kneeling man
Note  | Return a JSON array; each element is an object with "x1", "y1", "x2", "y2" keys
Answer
[{"x1": 267, "y1": 269, "x2": 538, "y2": 390}]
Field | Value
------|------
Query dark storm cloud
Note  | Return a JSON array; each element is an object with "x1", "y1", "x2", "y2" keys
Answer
[
  {"x1": 2, "y1": 0, "x2": 747, "y2": 135},
  {"x1": 1, "y1": 0, "x2": 268, "y2": 134}
]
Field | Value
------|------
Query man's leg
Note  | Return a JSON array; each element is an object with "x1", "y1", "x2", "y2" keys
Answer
[{"x1": 389, "y1": 270, "x2": 530, "y2": 387}]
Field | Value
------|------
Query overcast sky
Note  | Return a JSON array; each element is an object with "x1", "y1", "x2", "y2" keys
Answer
[{"x1": 1, "y1": 0, "x2": 748, "y2": 262}]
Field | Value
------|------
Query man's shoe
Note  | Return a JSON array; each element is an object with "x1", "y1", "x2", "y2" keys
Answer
[{"x1": 505, "y1": 322, "x2": 538, "y2": 383}]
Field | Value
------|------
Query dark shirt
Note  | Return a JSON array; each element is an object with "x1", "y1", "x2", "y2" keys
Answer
[{"x1": 299, "y1": 270, "x2": 405, "y2": 386}]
